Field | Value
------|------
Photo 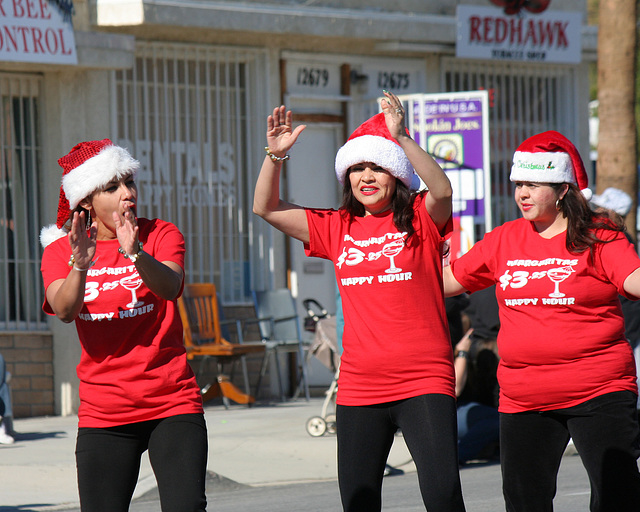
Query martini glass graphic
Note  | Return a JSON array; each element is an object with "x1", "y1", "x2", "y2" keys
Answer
[
  {"x1": 547, "y1": 266, "x2": 574, "y2": 298},
  {"x1": 382, "y1": 240, "x2": 404, "y2": 274},
  {"x1": 120, "y1": 272, "x2": 144, "y2": 308}
]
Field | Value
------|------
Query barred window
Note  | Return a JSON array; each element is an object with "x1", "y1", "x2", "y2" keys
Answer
[
  {"x1": 113, "y1": 43, "x2": 271, "y2": 304},
  {"x1": 0, "y1": 73, "x2": 45, "y2": 330}
]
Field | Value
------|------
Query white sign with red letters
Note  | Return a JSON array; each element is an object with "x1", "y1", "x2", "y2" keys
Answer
[
  {"x1": 0, "y1": 0, "x2": 77, "y2": 65},
  {"x1": 456, "y1": 5, "x2": 582, "y2": 64}
]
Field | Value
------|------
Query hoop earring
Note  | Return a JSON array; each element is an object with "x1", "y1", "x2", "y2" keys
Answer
[{"x1": 556, "y1": 198, "x2": 562, "y2": 211}]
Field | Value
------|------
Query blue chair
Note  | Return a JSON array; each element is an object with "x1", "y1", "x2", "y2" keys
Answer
[{"x1": 252, "y1": 289, "x2": 311, "y2": 401}]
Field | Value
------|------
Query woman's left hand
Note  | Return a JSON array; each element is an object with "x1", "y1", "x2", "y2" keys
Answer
[
  {"x1": 381, "y1": 90, "x2": 407, "y2": 141},
  {"x1": 113, "y1": 205, "x2": 139, "y2": 256}
]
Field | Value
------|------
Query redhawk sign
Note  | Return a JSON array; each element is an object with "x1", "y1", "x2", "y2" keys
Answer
[{"x1": 456, "y1": 5, "x2": 582, "y2": 64}]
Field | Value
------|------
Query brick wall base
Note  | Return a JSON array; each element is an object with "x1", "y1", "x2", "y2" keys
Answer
[{"x1": 0, "y1": 332, "x2": 54, "y2": 418}]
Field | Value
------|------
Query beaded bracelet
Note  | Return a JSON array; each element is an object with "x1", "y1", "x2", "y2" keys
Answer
[
  {"x1": 118, "y1": 242, "x2": 144, "y2": 263},
  {"x1": 264, "y1": 147, "x2": 290, "y2": 162},
  {"x1": 68, "y1": 254, "x2": 95, "y2": 271}
]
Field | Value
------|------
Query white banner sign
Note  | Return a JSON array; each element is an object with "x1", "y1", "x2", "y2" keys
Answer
[
  {"x1": 0, "y1": 0, "x2": 77, "y2": 65},
  {"x1": 456, "y1": 5, "x2": 582, "y2": 64}
]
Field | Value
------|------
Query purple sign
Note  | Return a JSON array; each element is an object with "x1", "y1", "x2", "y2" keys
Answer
[{"x1": 407, "y1": 95, "x2": 488, "y2": 219}]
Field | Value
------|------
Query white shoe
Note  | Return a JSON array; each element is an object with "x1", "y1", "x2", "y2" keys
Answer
[
  {"x1": 0, "y1": 431, "x2": 14, "y2": 444},
  {"x1": 0, "y1": 419, "x2": 14, "y2": 444}
]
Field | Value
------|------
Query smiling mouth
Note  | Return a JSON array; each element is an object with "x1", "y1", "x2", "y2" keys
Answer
[{"x1": 360, "y1": 187, "x2": 378, "y2": 195}]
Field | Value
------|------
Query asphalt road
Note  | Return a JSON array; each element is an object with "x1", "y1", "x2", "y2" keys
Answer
[{"x1": 39, "y1": 453, "x2": 590, "y2": 512}]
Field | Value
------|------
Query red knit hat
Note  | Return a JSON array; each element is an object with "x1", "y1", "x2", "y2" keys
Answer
[
  {"x1": 40, "y1": 139, "x2": 140, "y2": 248},
  {"x1": 334, "y1": 113, "x2": 418, "y2": 189},
  {"x1": 510, "y1": 131, "x2": 592, "y2": 199}
]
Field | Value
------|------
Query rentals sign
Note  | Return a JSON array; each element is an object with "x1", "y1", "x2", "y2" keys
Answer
[{"x1": 456, "y1": 5, "x2": 582, "y2": 64}]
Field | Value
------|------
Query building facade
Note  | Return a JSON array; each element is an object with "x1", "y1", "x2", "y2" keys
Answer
[{"x1": 0, "y1": 0, "x2": 594, "y2": 416}]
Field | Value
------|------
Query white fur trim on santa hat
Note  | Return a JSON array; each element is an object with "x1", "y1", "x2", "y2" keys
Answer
[
  {"x1": 510, "y1": 151, "x2": 575, "y2": 185},
  {"x1": 62, "y1": 145, "x2": 140, "y2": 209},
  {"x1": 40, "y1": 224, "x2": 68, "y2": 248},
  {"x1": 335, "y1": 135, "x2": 415, "y2": 189}
]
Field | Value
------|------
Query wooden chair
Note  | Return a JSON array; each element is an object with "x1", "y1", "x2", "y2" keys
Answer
[{"x1": 178, "y1": 283, "x2": 267, "y2": 407}]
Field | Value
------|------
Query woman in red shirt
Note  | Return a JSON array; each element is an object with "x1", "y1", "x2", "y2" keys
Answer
[
  {"x1": 254, "y1": 91, "x2": 465, "y2": 512},
  {"x1": 40, "y1": 140, "x2": 207, "y2": 512},
  {"x1": 444, "y1": 131, "x2": 640, "y2": 512}
]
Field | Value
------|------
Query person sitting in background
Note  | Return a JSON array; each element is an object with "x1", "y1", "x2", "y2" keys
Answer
[
  {"x1": 0, "y1": 352, "x2": 15, "y2": 444},
  {"x1": 453, "y1": 286, "x2": 500, "y2": 464}
]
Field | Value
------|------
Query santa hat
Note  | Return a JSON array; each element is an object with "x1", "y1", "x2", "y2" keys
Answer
[
  {"x1": 335, "y1": 113, "x2": 418, "y2": 189},
  {"x1": 510, "y1": 130, "x2": 592, "y2": 200},
  {"x1": 590, "y1": 187, "x2": 632, "y2": 216},
  {"x1": 40, "y1": 139, "x2": 140, "y2": 248}
]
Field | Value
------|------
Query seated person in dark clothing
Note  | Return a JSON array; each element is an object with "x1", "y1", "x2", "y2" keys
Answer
[{"x1": 453, "y1": 286, "x2": 500, "y2": 464}]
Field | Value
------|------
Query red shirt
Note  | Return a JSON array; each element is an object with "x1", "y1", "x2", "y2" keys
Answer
[
  {"x1": 451, "y1": 218, "x2": 640, "y2": 413},
  {"x1": 41, "y1": 218, "x2": 203, "y2": 427},
  {"x1": 305, "y1": 193, "x2": 455, "y2": 406}
]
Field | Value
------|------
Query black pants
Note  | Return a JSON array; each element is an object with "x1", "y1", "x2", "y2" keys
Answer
[
  {"x1": 336, "y1": 394, "x2": 466, "y2": 512},
  {"x1": 500, "y1": 391, "x2": 640, "y2": 512},
  {"x1": 76, "y1": 413, "x2": 208, "y2": 512}
]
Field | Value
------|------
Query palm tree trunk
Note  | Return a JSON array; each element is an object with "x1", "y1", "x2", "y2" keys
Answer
[{"x1": 597, "y1": 0, "x2": 638, "y2": 238}]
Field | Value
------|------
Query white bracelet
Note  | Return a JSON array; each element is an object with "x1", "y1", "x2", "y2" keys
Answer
[{"x1": 72, "y1": 262, "x2": 93, "y2": 272}]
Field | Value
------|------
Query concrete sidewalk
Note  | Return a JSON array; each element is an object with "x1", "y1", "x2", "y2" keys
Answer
[{"x1": 0, "y1": 398, "x2": 415, "y2": 510}]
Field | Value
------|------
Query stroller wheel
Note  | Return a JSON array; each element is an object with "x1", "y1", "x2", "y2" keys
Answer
[
  {"x1": 325, "y1": 414, "x2": 337, "y2": 435},
  {"x1": 306, "y1": 416, "x2": 328, "y2": 437}
]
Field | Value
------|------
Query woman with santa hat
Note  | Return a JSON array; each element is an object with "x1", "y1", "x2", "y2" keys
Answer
[
  {"x1": 254, "y1": 90, "x2": 465, "y2": 512},
  {"x1": 40, "y1": 140, "x2": 207, "y2": 512},
  {"x1": 444, "y1": 131, "x2": 640, "y2": 511}
]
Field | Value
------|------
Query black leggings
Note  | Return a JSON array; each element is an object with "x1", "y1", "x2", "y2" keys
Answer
[
  {"x1": 336, "y1": 394, "x2": 466, "y2": 512},
  {"x1": 76, "y1": 413, "x2": 208, "y2": 512},
  {"x1": 501, "y1": 391, "x2": 640, "y2": 512}
]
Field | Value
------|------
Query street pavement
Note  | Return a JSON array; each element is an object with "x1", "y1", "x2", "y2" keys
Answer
[{"x1": 0, "y1": 397, "x2": 591, "y2": 511}]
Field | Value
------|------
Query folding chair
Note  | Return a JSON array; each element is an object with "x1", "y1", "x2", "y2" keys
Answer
[{"x1": 252, "y1": 288, "x2": 311, "y2": 401}]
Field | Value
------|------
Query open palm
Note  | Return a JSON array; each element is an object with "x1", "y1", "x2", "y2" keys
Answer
[{"x1": 266, "y1": 105, "x2": 305, "y2": 155}]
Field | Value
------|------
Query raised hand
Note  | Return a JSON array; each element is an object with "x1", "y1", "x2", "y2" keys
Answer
[
  {"x1": 113, "y1": 205, "x2": 139, "y2": 256},
  {"x1": 266, "y1": 105, "x2": 306, "y2": 158},
  {"x1": 380, "y1": 90, "x2": 407, "y2": 141},
  {"x1": 68, "y1": 211, "x2": 97, "y2": 269}
]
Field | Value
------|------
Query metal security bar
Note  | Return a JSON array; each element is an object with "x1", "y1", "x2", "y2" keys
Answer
[
  {"x1": 441, "y1": 58, "x2": 580, "y2": 230},
  {"x1": 0, "y1": 73, "x2": 45, "y2": 331},
  {"x1": 113, "y1": 43, "x2": 270, "y2": 304}
]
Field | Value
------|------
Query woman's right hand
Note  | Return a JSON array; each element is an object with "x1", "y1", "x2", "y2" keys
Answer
[
  {"x1": 68, "y1": 211, "x2": 97, "y2": 270},
  {"x1": 266, "y1": 105, "x2": 305, "y2": 158}
]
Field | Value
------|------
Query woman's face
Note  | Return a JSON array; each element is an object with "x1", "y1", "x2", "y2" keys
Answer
[
  {"x1": 348, "y1": 162, "x2": 397, "y2": 216},
  {"x1": 514, "y1": 181, "x2": 566, "y2": 227},
  {"x1": 82, "y1": 175, "x2": 137, "y2": 238}
]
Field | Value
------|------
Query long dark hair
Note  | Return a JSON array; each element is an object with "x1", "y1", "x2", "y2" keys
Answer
[
  {"x1": 340, "y1": 169, "x2": 420, "y2": 244},
  {"x1": 553, "y1": 183, "x2": 625, "y2": 254}
]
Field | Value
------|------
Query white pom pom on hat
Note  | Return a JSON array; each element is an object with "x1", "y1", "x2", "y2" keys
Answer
[
  {"x1": 510, "y1": 130, "x2": 592, "y2": 200},
  {"x1": 335, "y1": 112, "x2": 418, "y2": 189},
  {"x1": 39, "y1": 139, "x2": 140, "y2": 248}
]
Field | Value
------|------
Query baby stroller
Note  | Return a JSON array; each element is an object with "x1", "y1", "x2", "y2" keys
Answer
[{"x1": 302, "y1": 299, "x2": 340, "y2": 437}]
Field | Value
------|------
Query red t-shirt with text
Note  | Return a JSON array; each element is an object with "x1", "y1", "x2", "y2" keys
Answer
[
  {"x1": 305, "y1": 193, "x2": 455, "y2": 406},
  {"x1": 451, "y1": 218, "x2": 640, "y2": 413},
  {"x1": 41, "y1": 218, "x2": 203, "y2": 427}
]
